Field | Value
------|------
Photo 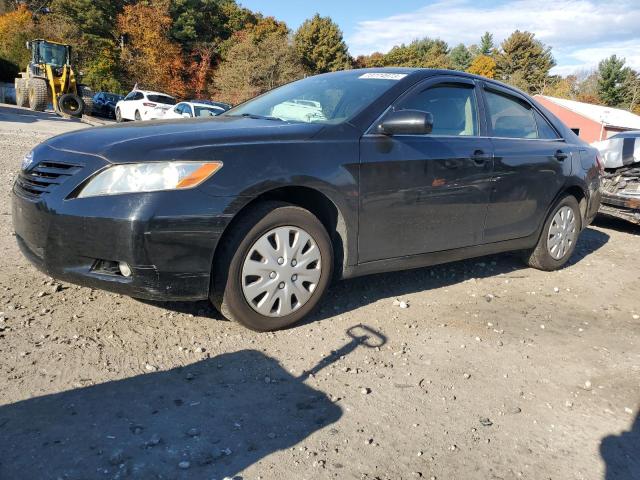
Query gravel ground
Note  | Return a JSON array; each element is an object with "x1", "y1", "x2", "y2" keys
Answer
[{"x1": 0, "y1": 104, "x2": 639, "y2": 480}]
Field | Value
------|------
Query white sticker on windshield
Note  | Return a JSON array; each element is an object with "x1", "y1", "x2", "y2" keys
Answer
[{"x1": 359, "y1": 73, "x2": 407, "y2": 80}]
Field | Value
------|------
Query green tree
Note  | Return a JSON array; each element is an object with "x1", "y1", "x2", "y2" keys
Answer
[
  {"x1": 50, "y1": 0, "x2": 122, "y2": 42},
  {"x1": 449, "y1": 43, "x2": 471, "y2": 71},
  {"x1": 479, "y1": 32, "x2": 494, "y2": 56},
  {"x1": 494, "y1": 30, "x2": 555, "y2": 93},
  {"x1": 82, "y1": 44, "x2": 123, "y2": 93},
  {"x1": 293, "y1": 13, "x2": 350, "y2": 74},
  {"x1": 214, "y1": 27, "x2": 304, "y2": 104},
  {"x1": 597, "y1": 55, "x2": 630, "y2": 107},
  {"x1": 383, "y1": 37, "x2": 450, "y2": 68},
  {"x1": 169, "y1": 0, "x2": 231, "y2": 46}
]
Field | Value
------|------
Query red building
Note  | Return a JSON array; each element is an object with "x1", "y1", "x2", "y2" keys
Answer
[{"x1": 534, "y1": 95, "x2": 640, "y2": 143}]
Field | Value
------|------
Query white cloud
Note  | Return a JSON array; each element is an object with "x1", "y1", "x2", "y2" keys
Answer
[{"x1": 347, "y1": 0, "x2": 640, "y2": 74}]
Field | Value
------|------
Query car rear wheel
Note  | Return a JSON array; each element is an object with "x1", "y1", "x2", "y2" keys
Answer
[
  {"x1": 523, "y1": 195, "x2": 581, "y2": 271},
  {"x1": 210, "y1": 201, "x2": 333, "y2": 331}
]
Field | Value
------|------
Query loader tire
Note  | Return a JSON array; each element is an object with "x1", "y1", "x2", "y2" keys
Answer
[
  {"x1": 58, "y1": 93, "x2": 84, "y2": 117},
  {"x1": 28, "y1": 78, "x2": 48, "y2": 112},
  {"x1": 14, "y1": 78, "x2": 28, "y2": 107},
  {"x1": 78, "y1": 85, "x2": 93, "y2": 116}
]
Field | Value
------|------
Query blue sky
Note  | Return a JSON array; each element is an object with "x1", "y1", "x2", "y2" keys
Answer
[{"x1": 239, "y1": 0, "x2": 640, "y2": 75}]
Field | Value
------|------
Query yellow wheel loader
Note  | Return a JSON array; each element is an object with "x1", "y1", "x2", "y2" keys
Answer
[{"x1": 14, "y1": 39, "x2": 92, "y2": 117}]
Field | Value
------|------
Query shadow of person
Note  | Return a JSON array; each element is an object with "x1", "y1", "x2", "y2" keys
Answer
[
  {"x1": 600, "y1": 412, "x2": 640, "y2": 480},
  {"x1": 0, "y1": 325, "x2": 385, "y2": 479}
]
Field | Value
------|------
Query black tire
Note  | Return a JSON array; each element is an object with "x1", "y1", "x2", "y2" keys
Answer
[
  {"x1": 27, "y1": 78, "x2": 48, "y2": 111},
  {"x1": 115, "y1": 107, "x2": 123, "y2": 123},
  {"x1": 14, "y1": 78, "x2": 28, "y2": 107},
  {"x1": 134, "y1": 110, "x2": 141, "y2": 121},
  {"x1": 523, "y1": 195, "x2": 582, "y2": 271},
  {"x1": 78, "y1": 85, "x2": 93, "y2": 116},
  {"x1": 58, "y1": 93, "x2": 84, "y2": 117},
  {"x1": 210, "y1": 201, "x2": 333, "y2": 332}
]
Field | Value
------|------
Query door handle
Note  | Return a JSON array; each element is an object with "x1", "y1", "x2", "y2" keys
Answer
[
  {"x1": 554, "y1": 150, "x2": 568, "y2": 161},
  {"x1": 470, "y1": 150, "x2": 491, "y2": 165}
]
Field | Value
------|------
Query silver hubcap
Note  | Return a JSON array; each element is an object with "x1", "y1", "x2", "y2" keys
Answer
[
  {"x1": 547, "y1": 206, "x2": 577, "y2": 260},
  {"x1": 241, "y1": 226, "x2": 322, "y2": 317}
]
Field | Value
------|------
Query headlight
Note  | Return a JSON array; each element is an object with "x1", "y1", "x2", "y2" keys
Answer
[
  {"x1": 22, "y1": 150, "x2": 34, "y2": 171},
  {"x1": 77, "y1": 161, "x2": 222, "y2": 198}
]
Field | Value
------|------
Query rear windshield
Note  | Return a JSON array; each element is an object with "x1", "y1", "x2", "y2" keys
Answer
[
  {"x1": 147, "y1": 95, "x2": 176, "y2": 105},
  {"x1": 194, "y1": 105, "x2": 224, "y2": 117}
]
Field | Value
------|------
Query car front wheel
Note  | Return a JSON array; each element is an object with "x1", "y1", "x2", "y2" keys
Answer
[
  {"x1": 211, "y1": 201, "x2": 333, "y2": 331},
  {"x1": 115, "y1": 108, "x2": 123, "y2": 123},
  {"x1": 523, "y1": 195, "x2": 582, "y2": 271}
]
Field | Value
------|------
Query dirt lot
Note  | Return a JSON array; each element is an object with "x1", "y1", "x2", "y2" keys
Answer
[{"x1": 0, "y1": 105, "x2": 638, "y2": 480}]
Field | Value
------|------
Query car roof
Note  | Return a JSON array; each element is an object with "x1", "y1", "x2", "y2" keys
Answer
[
  {"x1": 611, "y1": 130, "x2": 640, "y2": 138},
  {"x1": 181, "y1": 101, "x2": 226, "y2": 109},
  {"x1": 132, "y1": 90, "x2": 175, "y2": 98},
  {"x1": 353, "y1": 67, "x2": 532, "y2": 96}
]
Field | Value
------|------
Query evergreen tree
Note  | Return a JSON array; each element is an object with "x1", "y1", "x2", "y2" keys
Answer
[
  {"x1": 450, "y1": 43, "x2": 471, "y2": 71},
  {"x1": 293, "y1": 14, "x2": 350, "y2": 74},
  {"x1": 597, "y1": 55, "x2": 630, "y2": 107},
  {"x1": 494, "y1": 30, "x2": 555, "y2": 93},
  {"x1": 479, "y1": 32, "x2": 494, "y2": 56}
]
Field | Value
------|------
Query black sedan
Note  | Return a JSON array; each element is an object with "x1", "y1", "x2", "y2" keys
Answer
[
  {"x1": 12, "y1": 69, "x2": 602, "y2": 331},
  {"x1": 92, "y1": 92, "x2": 124, "y2": 119}
]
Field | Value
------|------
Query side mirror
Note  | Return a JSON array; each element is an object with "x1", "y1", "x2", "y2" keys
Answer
[{"x1": 376, "y1": 109, "x2": 433, "y2": 135}]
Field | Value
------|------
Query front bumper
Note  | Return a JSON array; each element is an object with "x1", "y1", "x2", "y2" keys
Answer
[{"x1": 12, "y1": 146, "x2": 235, "y2": 301}]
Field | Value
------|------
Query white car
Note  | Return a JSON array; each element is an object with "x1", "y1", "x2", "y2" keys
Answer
[
  {"x1": 163, "y1": 101, "x2": 229, "y2": 120},
  {"x1": 115, "y1": 90, "x2": 177, "y2": 122}
]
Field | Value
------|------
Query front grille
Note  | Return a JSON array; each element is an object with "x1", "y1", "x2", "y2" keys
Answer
[{"x1": 15, "y1": 161, "x2": 83, "y2": 199}]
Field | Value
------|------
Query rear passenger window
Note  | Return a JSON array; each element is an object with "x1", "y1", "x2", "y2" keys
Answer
[
  {"x1": 398, "y1": 85, "x2": 478, "y2": 136},
  {"x1": 485, "y1": 90, "x2": 538, "y2": 139},
  {"x1": 534, "y1": 110, "x2": 560, "y2": 139}
]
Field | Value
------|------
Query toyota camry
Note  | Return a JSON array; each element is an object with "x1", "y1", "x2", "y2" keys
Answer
[{"x1": 12, "y1": 68, "x2": 602, "y2": 331}]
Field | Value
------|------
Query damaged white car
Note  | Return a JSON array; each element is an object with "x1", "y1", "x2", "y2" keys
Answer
[{"x1": 593, "y1": 131, "x2": 640, "y2": 225}]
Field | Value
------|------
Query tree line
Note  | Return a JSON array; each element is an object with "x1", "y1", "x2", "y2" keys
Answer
[{"x1": 0, "y1": 0, "x2": 638, "y2": 113}]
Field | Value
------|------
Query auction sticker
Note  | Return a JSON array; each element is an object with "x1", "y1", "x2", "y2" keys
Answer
[{"x1": 359, "y1": 73, "x2": 407, "y2": 80}]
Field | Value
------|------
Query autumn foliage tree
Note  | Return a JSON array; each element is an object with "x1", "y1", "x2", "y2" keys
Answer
[
  {"x1": 467, "y1": 55, "x2": 496, "y2": 78},
  {"x1": 117, "y1": 3, "x2": 188, "y2": 97},
  {"x1": 0, "y1": 5, "x2": 35, "y2": 80}
]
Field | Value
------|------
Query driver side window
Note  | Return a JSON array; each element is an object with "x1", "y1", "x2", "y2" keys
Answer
[{"x1": 397, "y1": 84, "x2": 479, "y2": 136}]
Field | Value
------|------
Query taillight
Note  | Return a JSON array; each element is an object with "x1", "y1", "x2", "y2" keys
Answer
[
  {"x1": 595, "y1": 152, "x2": 605, "y2": 173},
  {"x1": 142, "y1": 102, "x2": 157, "y2": 107}
]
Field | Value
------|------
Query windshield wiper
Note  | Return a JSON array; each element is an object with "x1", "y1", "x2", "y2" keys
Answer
[{"x1": 231, "y1": 113, "x2": 283, "y2": 121}]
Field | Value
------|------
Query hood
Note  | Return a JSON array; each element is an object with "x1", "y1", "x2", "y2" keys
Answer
[{"x1": 41, "y1": 116, "x2": 325, "y2": 163}]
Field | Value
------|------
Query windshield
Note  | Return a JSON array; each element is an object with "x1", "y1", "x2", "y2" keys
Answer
[
  {"x1": 38, "y1": 42, "x2": 68, "y2": 66},
  {"x1": 194, "y1": 105, "x2": 224, "y2": 117},
  {"x1": 226, "y1": 71, "x2": 408, "y2": 124},
  {"x1": 147, "y1": 95, "x2": 176, "y2": 105}
]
